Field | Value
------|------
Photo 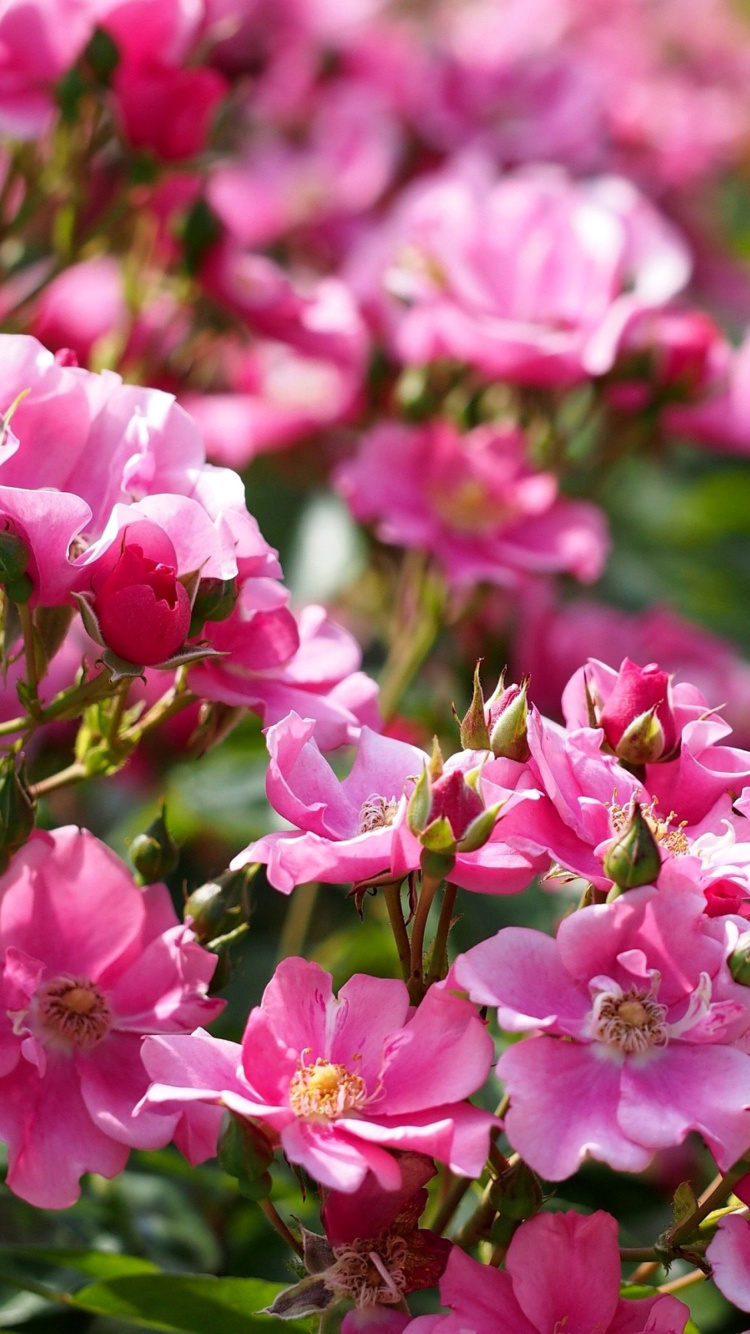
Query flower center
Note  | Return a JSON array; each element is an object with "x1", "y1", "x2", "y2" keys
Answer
[
  {"x1": 591, "y1": 986, "x2": 669, "y2": 1054},
  {"x1": 288, "y1": 1057, "x2": 367, "y2": 1121},
  {"x1": 35, "y1": 976, "x2": 112, "y2": 1052},
  {"x1": 358, "y1": 794, "x2": 399, "y2": 834},
  {"x1": 326, "y1": 1235, "x2": 409, "y2": 1307},
  {"x1": 609, "y1": 795, "x2": 689, "y2": 856}
]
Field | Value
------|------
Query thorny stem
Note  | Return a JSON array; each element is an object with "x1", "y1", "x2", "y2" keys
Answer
[
  {"x1": 259, "y1": 1198, "x2": 303, "y2": 1258},
  {"x1": 426, "y1": 881, "x2": 458, "y2": 987},
  {"x1": 631, "y1": 1154, "x2": 750, "y2": 1285},
  {"x1": 408, "y1": 872, "x2": 441, "y2": 1003},
  {"x1": 383, "y1": 881, "x2": 411, "y2": 981}
]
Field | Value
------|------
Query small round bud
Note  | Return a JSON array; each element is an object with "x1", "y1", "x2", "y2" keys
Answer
[
  {"x1": 130, "y1": 805, "x2": 178, "y2": 884},
  {"x1": 218, "y1": 1113, "x2": 274, "y2": 1201},
  {"x1": 0, "y1": 528, "x2": 30, "y2": 584},
  {"x1": 188, "y1": 577, "x2": 238, "y2": 638},
  {"x1": 489, "y1": 1160, "x2": 544, "y2": 1221},
  {"x1": 603, "y1": 801, "x2": 662, "y2": 890},
  {"x1": 729, "y1": 932, "x2": 750, "y2": 987}
]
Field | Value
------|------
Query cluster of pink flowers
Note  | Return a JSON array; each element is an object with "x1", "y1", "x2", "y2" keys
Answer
[{"x1": 1, "y1": 0, "x2": 750, "y2": 1329}]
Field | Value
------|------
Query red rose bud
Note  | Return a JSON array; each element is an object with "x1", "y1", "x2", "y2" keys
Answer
[
  {"x1": 91, "y1": 523, "x2": 190, "y2": 666},
  {"x1": 599, "y1": 659, "x2": 676, "y2": 763},
  {"x1": 703, "y1": 877, "x2": 750, "y2": 919},
  {"x1": 429, "y1": 768, "x2": 484, "y2": 841}
]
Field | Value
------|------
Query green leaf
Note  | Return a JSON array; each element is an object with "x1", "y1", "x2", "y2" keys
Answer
[
  {"x1": 70, "y1": 1273, "x2": 308, "y2": 1331},
  {"x1": 0, "y1": 1263, "x2": 309, "y2": 1333}
]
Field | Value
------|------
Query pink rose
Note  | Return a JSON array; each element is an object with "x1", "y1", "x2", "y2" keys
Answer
[
  {"x1": 88, "y1": 520, "x2": 191, "y2": 666},
  {"x1": 0, "y1": 827, "x2": 222, "y2": 1208}
]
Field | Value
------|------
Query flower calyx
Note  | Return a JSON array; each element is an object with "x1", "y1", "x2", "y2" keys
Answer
[{"x1": 602, "y1": 798, "x2": 662, "y2": 893}]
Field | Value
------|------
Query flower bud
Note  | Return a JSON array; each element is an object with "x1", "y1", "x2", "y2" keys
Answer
[
  {"x1": 603, "y1": 800, "x2": 662, "y2": 891},
  {"x1": 0, "y1": 755, "x2": 35, "y2": 872},
  {"x1": 130, "y1": 805, "x2": 178, "y2": 884},
  {"x1": 183, "y1": 865, "x2": 254, "y2": 945},
  {"x1": 458, "y1": 661, "x2": 491, "y2": 751},
  {"x1": 188, "y1": 576, "x2": 238, "y2": 638},
  {"x1": 430, "y1": 769, "x2": 484, "y2": 842},
  {"x1": 407, "y1": 762, "x2": 501, "y2": 879},
  {"x1": 729, "y1": 931, "x2": 750, "y2": 987},
  {"x1": 599, "y1": 659, "x2": 676, "y2": 763},
  {"x1": 90, "y1": 522, "x2": 191, "y2": 667},
  {"x1": 0, "y1": 526, "x2": 30, "y2": 585},
  {"x1": 218, "y1": 1112, "x2": 274, "y2": 1201},
  {"x1": 489, "y1": 1160, "x2": 544, "y2": 1221},
  {"x1": 487, "y1": 675, "x2": 530, "y2": 762}
]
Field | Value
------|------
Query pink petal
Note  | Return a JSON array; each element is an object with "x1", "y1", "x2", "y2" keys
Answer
[
  {"x1": 452, "y1": 928, "x2": 590, "y2": 1034},
  {"x1": 707, "y1": 1214, "x2": 750, "y2": 1313},
  {"x1": 506, "y1": 1210, "x2": 620, "y2": 1332},
  {"x1": 498, "y1": 1038, "x2": 652, "y2": 1179},
  {"x1": 379, "y1": 988, "x2": 493, "y2": 1113}
]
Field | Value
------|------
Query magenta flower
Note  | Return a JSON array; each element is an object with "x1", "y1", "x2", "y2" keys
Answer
[
  {"x1": 87, "y1": 521, "x2": 191, "y2": 667},
  {"x1": 708, "y1": 1214, "x2": 750, "y2": 1313},
  {"x1": 563, "y1": 657, "x2": 750, "y2": 824},
  {"x1": 143, "y1": 957, "x2": 496, "y2": 1192},
  {"x1": 452, "y1": 879, "x2": 750, "y2": 1179},
  {"x1": 405, "y1": 1210, "x2": 688, "y2": 1334},
  {"x1": 350, "y1": 159, "x2": 691, "y2": 387},
  {"x1": 233, "y1": 711, "x2": 427, "y2": 894},
  {"x1": 0, "y1": 827, "x2": 223, "y2": 1208},
  {"x1": 336, "y1": 419, "x2": 607, "y2": 590}
]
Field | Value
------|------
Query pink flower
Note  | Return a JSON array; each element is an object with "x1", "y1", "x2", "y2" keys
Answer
[
  {"x1": 336, "y1": 420, "x2": 608, "y2": 589},
  {"x1": 349, "y1": 159, "x2": 691, "y2": 387},
  {"x1": 667, "y1": 331, "x2": 750, "y2": 455},
  {"x1": 87, "y1": 521, "x2": 191, "y2": 667},
  {"x1": 142, "y1": 957, "x2": 496, "y2": 1192},
  {"x1": 0, "y1": 827, "x2": 222, "y2": 1208},
  {"x1": 597, "y1": 658, "x2": 677, "y2": 761},
  {"x1": 511, "y1": 589, "x2": 750, "y2": 747},
  {"x1": 707, "y1": 1213, "x2": 750, "y2": 1313},
  {"x1": 113, "y1": 63, "x2": 227, "y2": 162},
  {"x1": 189, "y1": 601, "x2": 380, "y2": 750},
  {"x1": 563, "y1": 658, "x2": 750, "y2": 825},
  {"x1": 0, "y1": 0, "x2": 94, "y2": 139},
  {"x1": 233, "y1": 711, "x2": 427, "y2": 894},
  {"x1": 405, "y1": 1209, "x2": 688, "y2": 1334},
  {"x1": 452, "y1": 878, "x2": 750, "y2": 1179}
]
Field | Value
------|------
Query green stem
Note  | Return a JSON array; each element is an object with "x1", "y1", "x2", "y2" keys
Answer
[
  {"x1": 383, "y1": 881, "x2": 411, "y2": 981},
  {"x1": 631, "y1": 1154, "x2": 750, "y2": 1285},
  {"x1": 30, "y1": 762, "x2": 88, "y2": 798},
  {"x1": 17, "y1": 602, "x2": 39, "y2": 708},
  {"x1": 426, "y1": 882, "x2": 458, "y2": 987},
  {"x1": 259, "y1": 1198, "x2": 303, "y2": 1258},
  {"x1": 431, "y1": 1095, "x2": 510, "y2": 1236},
  {"x1": 408, "y1": 873, "x2": 441, "y2": 1003},
  {"x1": 277, "y1": 882, "x2": 319, "y2": 963}
]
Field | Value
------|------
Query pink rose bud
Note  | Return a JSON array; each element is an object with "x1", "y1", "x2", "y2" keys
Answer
[
  {"x1": 598, "y1": 658, "x2": 676, "y2": 763},
  {"x1": 91, "y1": 522, "x2": 191, "y2": 666},
  {"x1": 429, "y1": 769, "x2": 485, "y2": 842}
]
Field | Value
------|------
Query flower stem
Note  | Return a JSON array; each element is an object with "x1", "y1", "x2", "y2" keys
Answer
[
  {"x1": 408, "y1": 872, "x2": 441, "y2": 1003},
  {"x1": 431, "y1": 1095, "x2": 511, "y2": 1236},
  {"x1": 17, "y1": 602, "x2": 39, "y2": 709},
  {"x1": 631, "y1": 1154, "x2": 750, "y2": 1284},
  {"x1": 30, "y1": 762, "x2": 88, "y2": 798},
  {"x1": 426, "y1": 881, "x2": 458, "y2": 987},
  {"x1": 384, "y1": 881, "x2": 411, "y2": 981},
  {"x1": 277, "y1": 882, "x2": 319, "y2": 963},
  {"x1": 658, "y1": 1269, "x2": 707, "y2": 1296},
  {"x1": 259, "y1": 1198, "x2": 303, "y2": 1258}
]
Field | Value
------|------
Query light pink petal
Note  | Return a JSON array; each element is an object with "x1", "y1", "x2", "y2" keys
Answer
[
  {"x1": 280, "y1": 1118, "x2": 400, "y2": 1193},
  {"x1": 378, "y1": 988, "x2": 493, "y2": 1113},
  {"x1": 329, "y1": 973, "x2": 410, "y2": 1090},
  {"x1": 258, "y1": 956, "x2": 335, "y2": 1058},
  {"x1": 506, "y1": 1210, "x2": 620, "y2": 1332},
  {"x1": 452, "y1": 929, "x2": 590, "y2": 1034},
  {"x1": 141, "y1": 1030, "x2": 244, "y2": 1107},
  {"x1": 79, "y1": 1033, "x2": 177, "y2": 1149},
  {"x1": 608, "y1": 1293, "x2": 690, "y2": 1333},
  {"x1": 0, "y1": 1056, "x2": 129, "y2": 1209},
  {"x1": 345, "y1": 1103, "x2": 495, "y2": 1179},
  {"x1": 618, "y1": 1044, "x2": 750, "y2": 1170},
  {"x1": 707, "y1": 1214, "x2": 750, "y2": 1313},
  {"x1": 0, "y1": 829, "x2": 147, "y2": 979},
  {"x1": 498, "y1": 1038, "x2": 651, "y2": 1179},
  {"x1": 263, "y1": 712, "x2": 358, "y2": 838}
]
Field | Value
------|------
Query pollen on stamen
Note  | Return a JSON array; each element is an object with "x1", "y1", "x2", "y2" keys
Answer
[
  {"x1": 591, "y1": 986, "x2": 669, "y2": 1055},
  {"x1": 288, "y1": 1056, "x2": 367, "y2": 1121},
  {"x1": 358, "y1": 794, "x2": 399, "y2": 834},
  {"x1": 609, "y1": 794, "x2": 689, "y2": 856},
  {"x1": 35, "y1": 976, "x2": 112, "y2": 1052}
]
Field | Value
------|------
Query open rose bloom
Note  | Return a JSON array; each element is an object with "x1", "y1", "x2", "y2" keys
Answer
[{"x1": 1, "y1": 0, "x2": 750, "y2": 1326}]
